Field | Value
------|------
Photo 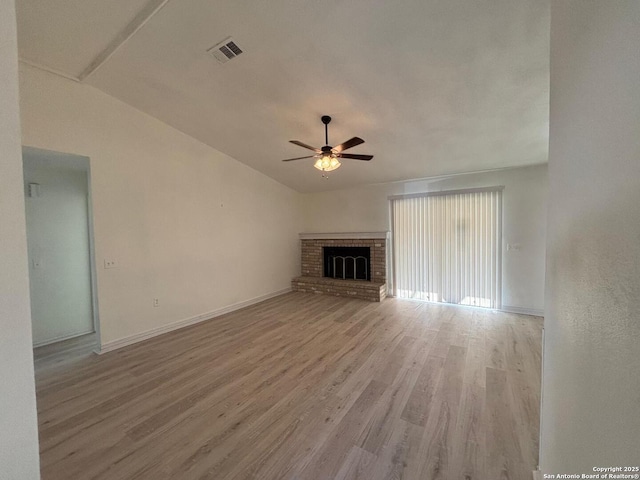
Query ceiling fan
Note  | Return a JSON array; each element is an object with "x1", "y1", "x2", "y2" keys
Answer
[{"x1": 281, "y1": 116, "x2": 373, "y2": 173}]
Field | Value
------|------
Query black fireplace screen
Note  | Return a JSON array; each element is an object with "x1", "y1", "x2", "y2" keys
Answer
[{"x1": 323, "y1": 246, "x2": 371, "y2": 281}]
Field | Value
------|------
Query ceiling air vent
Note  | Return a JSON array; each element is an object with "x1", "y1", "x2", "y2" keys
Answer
[{"x1": 208, "y1": 37, "x2": 243, "y2": 64}]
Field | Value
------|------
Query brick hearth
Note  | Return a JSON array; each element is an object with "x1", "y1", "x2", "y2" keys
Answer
[{"x1": 292, "y1": 233, "x2": 388, "y2": 302}]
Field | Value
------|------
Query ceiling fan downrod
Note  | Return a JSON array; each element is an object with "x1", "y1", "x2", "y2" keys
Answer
[{"x1": 321, "y1": 115, "x2": 331, "y2": 146}]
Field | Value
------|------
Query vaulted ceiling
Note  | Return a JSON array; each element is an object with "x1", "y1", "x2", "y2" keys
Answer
[{"x1": 16, "y1": 0, "x2": 549, "y2": 192}]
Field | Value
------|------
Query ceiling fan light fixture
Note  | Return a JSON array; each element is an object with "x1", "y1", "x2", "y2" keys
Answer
[
  {"x1": 314, "y1": 154, "x2": 341, "y2": 172},
  {"x1": 282, "y1": 115, "x2": 372, "y2": 171}
]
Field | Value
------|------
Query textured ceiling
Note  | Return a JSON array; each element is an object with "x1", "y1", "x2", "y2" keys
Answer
[{"x1": 16, "y1": 0, "x2": 550, "y2": 192}]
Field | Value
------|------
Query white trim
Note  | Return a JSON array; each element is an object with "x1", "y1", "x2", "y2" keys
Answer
[
  {"x1": 299, "y1": 231, "x2": 389, "y2": 240},
  {"x1": 78, "y1": 0, "x2": 173, "y2": 81},
  {"x1": 86, "y1": 161, "x2": 102, "y2": 349},
  {"x1": 497, "y1": 189, "x2": 504, "y2": 309},
  {"x1": 19, "y1": 58, "x2": 80, "y2": 82},
  {"x1": 538, "y1": 330, "x2": 545, "y2": 477},
  {"x1": 33, "y1": 329, "x2": 94, "y2": 348},
  {"x1": 533, "y1": 471, "x2": 542, "y2": 480},
  {"x1": 95, "y1": 287, "x2": 291, "y2": 354},
  {"x1": 501, "y1": 305, "x2": 544, "y2": 317}
]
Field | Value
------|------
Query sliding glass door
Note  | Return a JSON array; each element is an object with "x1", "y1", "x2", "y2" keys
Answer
[{"x1": 391, "y1": 187, "x2": 502, "y2": 309}]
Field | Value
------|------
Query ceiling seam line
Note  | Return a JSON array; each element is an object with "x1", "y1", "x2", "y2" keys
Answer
[
  {"x1": 18, "y1": 58, "x2": 80, "y2": 83},
  {"x1": 77, "y1": 0, "x2": 173, "y2": 82}
]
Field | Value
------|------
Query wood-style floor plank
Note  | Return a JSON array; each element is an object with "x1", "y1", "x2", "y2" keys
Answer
[
  {"x1": 401, "y1": 355, "x2": 445, "y2": 427},
  {"x1": 35, "y1": 292, "x2": 542, "y2": 480},
  {"x1": 334, "y1": 446, "x2": 377, "y2": 480}
]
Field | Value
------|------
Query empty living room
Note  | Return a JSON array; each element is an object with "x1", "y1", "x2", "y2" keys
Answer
[{"x1": 1, "y1": 1, "x2": 639, "y2": 479}]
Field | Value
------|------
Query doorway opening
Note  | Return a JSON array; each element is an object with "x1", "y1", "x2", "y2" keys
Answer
[{"x1": 22, "y1": 147, "x2": 99, "y2": 368}]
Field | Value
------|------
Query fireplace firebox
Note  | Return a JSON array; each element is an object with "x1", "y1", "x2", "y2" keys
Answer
[{"x1": 323, "y1": 246, "x2": 371, "y2": 281}]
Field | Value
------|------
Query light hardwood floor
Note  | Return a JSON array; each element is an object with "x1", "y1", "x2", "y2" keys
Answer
[
  {"x1": 35, "y1": 292, "x2": 542, "y2": 480},
  {"x1": 34, "y1": 332, "x2": 97, "y2": 372}
]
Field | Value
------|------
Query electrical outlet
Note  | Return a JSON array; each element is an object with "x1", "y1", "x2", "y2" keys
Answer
[
  {"x1": 104, "y1": 259, "x2": 117, "y2": 269},
  {"x1": 153, "y1": 298, "x2": 159, "y2": 307}
]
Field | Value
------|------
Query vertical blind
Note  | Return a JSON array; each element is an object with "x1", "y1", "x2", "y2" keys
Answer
[{"x1": 391, "y1": 188, "x2": 502, "y2": 309}]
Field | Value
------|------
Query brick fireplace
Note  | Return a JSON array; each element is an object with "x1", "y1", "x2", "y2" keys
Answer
[{"x1": 291, "y1": 232, "x2": 389, "y2": 302}]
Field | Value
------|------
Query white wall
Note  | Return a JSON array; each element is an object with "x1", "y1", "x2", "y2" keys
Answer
[
  {"x1": 23, "y1": 152, "x2": 94, "y2": 346},
  {"x1": 541, "y1": 1, "x2": 640, "y2": 472},
  {"x1": 301, "y1": 164, "x2": 548, "y2": 313},
  {"x1": 19, "y1": 64, "x2": 301, "y2": 347},
  {"x1": 0, "y1": 0, "x2": 41, "y2": 477}
]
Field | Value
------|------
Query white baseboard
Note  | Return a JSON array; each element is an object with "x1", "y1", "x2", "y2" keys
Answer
[
  {"x1": 96, "y1": 288, "x2": 292, "y2": 355},
  {"x1": 33, "y1": 329, "x2": 95, "y2": 348},
  {"x1": 501, "y1": 305, "x2": 544, "y2": 317}
]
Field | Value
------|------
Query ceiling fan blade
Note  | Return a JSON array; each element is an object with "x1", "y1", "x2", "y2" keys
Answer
[
  {"x1": 338, "y1": 153, "x2": 373, "y2": 161},
  {"x1": 290, "y1": 140, "x2": 321, "y2": 152},
  {"x1": 281, "y1": 155, "x2": 315, "y2": 162},
  {"x1": 333, "y1": 137, "x2": 364, "y2": 153}
]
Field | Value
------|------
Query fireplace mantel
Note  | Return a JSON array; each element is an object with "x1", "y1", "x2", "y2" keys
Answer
[{"x1": 299, "y1": 232, "x2": 389, "y2": 240}]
